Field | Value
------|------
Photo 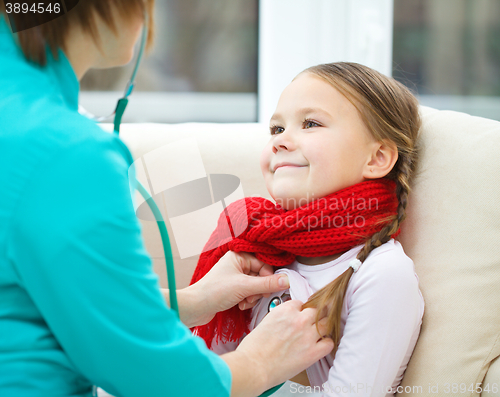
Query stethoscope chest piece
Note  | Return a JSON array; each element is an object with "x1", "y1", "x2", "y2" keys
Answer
[{"x1": 267, "y1": 292, "x2": 291, "y2": 312}]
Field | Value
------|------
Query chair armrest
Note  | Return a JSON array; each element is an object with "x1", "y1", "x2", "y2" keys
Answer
[{"x1": 482, "y1": 356, "x2": 500, "y2": 396}]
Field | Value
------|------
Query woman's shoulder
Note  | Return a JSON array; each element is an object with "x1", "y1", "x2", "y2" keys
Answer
[
  {"x1": 1, "y1": 67, "x2": 133, "y2": 171},
  {"x1": 22, "y1": 104, "x2": 134, "y2": 174},
  {"x1": 0, "y1": 109, "x2": 135, "y2": 236},
  {"x1": 39, "y1": 108, "x2": 133, "y2": 164}
]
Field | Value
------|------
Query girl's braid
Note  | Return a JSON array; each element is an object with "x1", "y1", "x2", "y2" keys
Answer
[{"x1": 356, "y1": 152, "x2": 414, "y2": 263}]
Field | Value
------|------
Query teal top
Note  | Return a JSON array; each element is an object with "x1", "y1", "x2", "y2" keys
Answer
[{"x1": 0, "y1": 16, "x2": 231, "y2": 397}]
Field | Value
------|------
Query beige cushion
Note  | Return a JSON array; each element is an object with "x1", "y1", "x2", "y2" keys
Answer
[
  {"x1": 397, "y1": 106, "x2": 500, "y2": 395},
  {"x1": 111, "y1": 105, "x2": 500, "y2": 391}
]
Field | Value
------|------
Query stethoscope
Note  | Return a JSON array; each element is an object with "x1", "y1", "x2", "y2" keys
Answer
[{"x1": 83, "y1": 11, "x2": 283, "y2": 397}]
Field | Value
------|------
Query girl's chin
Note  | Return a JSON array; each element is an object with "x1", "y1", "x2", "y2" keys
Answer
[{"x1": 272, "y1": 194, "x2": 313, "y2": 210}]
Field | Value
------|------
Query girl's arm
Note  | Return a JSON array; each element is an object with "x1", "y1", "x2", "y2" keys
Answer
[{"x1": 320, "y1": 250, "x2": 423, "y2": 396}]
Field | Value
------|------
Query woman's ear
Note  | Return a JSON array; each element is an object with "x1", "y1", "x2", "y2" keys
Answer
[{"x1": 363, "y1": 140, "x2": 399, "y2": 179}]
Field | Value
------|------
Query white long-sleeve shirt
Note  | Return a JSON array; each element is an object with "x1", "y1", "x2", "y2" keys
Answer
[{"x1": 212, "y1": 239, "x2": 424, "y2": 397}]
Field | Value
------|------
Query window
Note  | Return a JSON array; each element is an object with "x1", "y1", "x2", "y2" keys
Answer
[
  {"x1": 393, "y1": 0, "x2": 500, "y2": 121},
  {"x1": 80, "y1": 0, "x2": 258, "y2": 123},
  {"x1": 79, "y1": 1, "x2": 500, "y2": 123}
]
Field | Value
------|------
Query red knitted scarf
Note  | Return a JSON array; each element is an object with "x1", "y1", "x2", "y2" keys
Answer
[{"x1": 189, "y1": 178, "x2": 400, "y2": 349}]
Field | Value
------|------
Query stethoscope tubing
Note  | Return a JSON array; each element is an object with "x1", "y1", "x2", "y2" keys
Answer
[{"x1": 109, "y1": 12, "x2": 179, "y2": 316}]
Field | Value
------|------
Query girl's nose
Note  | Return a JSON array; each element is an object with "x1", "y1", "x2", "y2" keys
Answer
[{"x1": 272, "y1": 130, "x2": 296, "y2": 153}]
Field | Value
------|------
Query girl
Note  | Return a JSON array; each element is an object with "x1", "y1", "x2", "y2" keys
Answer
[{"x1": 189, "y1": 62, "x2": 425, "y2": 396}]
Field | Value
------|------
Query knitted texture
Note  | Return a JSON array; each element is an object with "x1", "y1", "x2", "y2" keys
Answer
[{"x1": 190, "y1": 178, "x2": 400, "y2": 348}]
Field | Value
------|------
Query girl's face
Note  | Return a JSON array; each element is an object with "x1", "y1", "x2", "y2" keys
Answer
[{"x1": 260, "y1": 73, "x2": 381, "y2": 210}]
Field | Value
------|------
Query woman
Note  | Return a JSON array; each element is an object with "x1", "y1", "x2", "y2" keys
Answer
[{"x1": 0, "y1": 2, "x2": 333, "y2": 397}]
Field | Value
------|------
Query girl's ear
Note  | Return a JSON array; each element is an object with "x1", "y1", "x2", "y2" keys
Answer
[{"x1": 363, "y1": 140, "x2": 399, "y2": 179}]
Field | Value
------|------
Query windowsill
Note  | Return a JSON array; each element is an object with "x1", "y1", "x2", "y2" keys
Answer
[{"x1": 79, "y1": 92, "x2": 257, "y2": 124}]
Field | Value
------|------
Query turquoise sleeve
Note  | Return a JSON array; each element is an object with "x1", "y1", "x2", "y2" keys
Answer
[{"x1": 6, "y1": 136, "x2": 232, "y2": 397}]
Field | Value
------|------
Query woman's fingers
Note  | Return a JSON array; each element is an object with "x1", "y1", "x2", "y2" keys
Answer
[
  {"x1": 238, "y1": 294, "x2": 263, "y2": 310},
  {"x1": 314, "y1": 335, "x2": 335, "y2": 357},
  {"x1": 237, "y1": 252, "x2": 274, "y2": 277},
  {"x1": 315, "y1": 317, "x2": 330, "y2": 339},
  {"x1": 299, "y1": 307, "x2": 326, "y2": 327},
  {"x1": 258, "y1": 263, "x2": 275, "y2": 277}
]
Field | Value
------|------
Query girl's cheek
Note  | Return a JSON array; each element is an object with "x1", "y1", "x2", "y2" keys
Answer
[{"x1": 259, "y1": 145, "x2": 272, "y2": 172}]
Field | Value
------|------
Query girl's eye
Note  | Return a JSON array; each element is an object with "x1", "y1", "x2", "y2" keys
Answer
[
  {"x1": 304, "y1": 120, "x2": 320, "y2": 129},
  {"x1": 270, "y1": 125, "x2": 284, "y2": 135}
]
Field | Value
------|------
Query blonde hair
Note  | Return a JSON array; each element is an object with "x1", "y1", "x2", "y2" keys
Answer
[{"x1": 300, "y1": 62, "x2": 421, "y2": 358}]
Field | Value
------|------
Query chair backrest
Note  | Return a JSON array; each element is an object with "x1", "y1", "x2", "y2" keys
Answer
[
  {"x1": 116, "y1": 105, "x2": 500, "y2": 393},
  {"x1": 397, "y1": 106, "x2": 500, "y2": 394}
]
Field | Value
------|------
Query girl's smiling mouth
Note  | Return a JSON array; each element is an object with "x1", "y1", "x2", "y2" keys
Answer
[{"x1": 273, "y1": 162, "x2": 308, "y2": 172}]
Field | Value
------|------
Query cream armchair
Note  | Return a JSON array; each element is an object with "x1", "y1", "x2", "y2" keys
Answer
[{"x1": 108, "y1": 105, "x2": 500, "y2": 397}]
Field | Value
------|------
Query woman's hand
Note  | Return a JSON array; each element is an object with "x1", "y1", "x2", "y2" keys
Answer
[
  {"x1": 194, "y1": 251, "x2": 290, "y2": 324},
  {"x1": 221, "y1": 300, "x2": 334, "y2": 397},
  {"x1": 171, "y1": 251, "x2": 289, "y2": 328},
  {"x1": 202, "y1": 251, "x2": 289, "y2": 310}
]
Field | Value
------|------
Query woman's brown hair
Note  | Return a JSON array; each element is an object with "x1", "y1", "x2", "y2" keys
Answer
[
  {"x1": 300, "y1": 62, "x2": 421, "y2": 359},
  {"x1": 0, "y1": 0, "x2": 155, "y2": 66}
]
